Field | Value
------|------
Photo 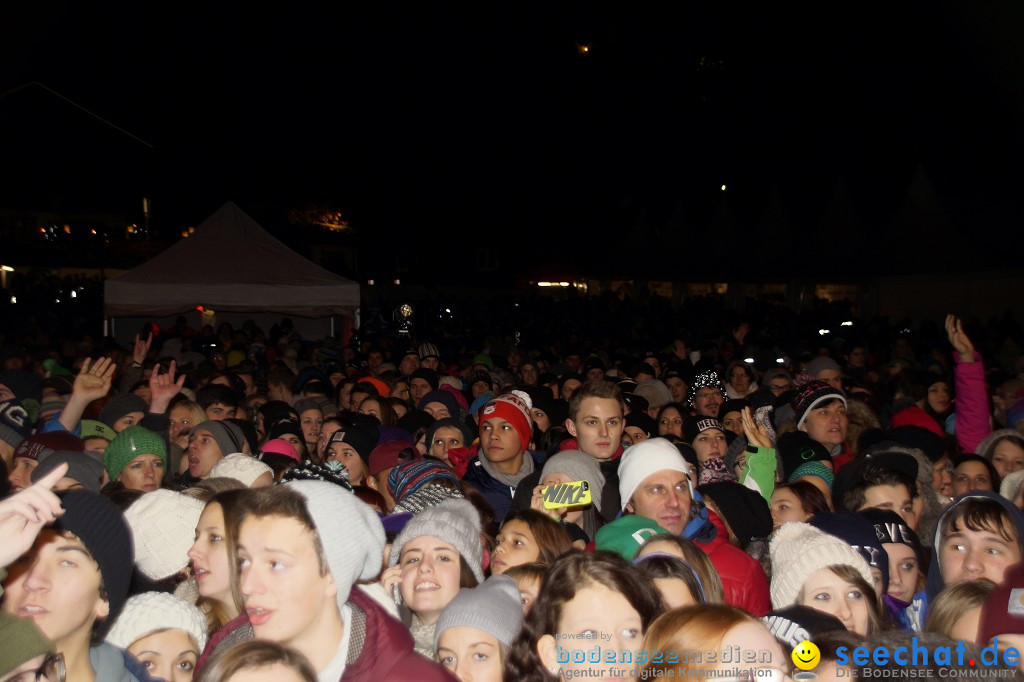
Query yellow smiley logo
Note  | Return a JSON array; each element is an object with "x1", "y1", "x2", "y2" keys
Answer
[{"x1": 791, "y1": 640, "x2": 820, "y2": 671}]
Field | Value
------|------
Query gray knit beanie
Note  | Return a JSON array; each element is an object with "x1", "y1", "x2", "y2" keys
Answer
[
  {"x1": 541, "y1": 450, "x2": 605, "y2": 512},
  {"x1": 192, "y1": 420, "x2": 246, "y2": 457},
  {"x1": 388, "y1": 498, "x2": 484, "y2": 582},
  {"x1": 434, "y1": 575, "x2": 524, "y2": 651},
  {"x1": 286, "y1": 480, "x2": 387, "y2": 609}
]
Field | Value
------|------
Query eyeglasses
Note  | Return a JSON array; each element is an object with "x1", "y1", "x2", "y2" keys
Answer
[{"x1": 9, "y1": 653, "x2": 66, "y2": 682}]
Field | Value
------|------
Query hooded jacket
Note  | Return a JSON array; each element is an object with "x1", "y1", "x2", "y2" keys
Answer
[
  {"x1": 463, "y1": 449, "x2": 545, "y2": 524},
  {"x1": 924, "y1": 490, "x2": 1024, "y2": 602},
  {"x1": 341, "y1": 587, "x2": 456, "y2": 681},
  {"x1": 699, "y1": 510, "x2": 772, "y2": 617}
]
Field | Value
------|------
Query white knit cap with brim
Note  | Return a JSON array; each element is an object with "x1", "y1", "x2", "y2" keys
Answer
[
  {"x1": 1001, "y1": 469, "x2": 1024, "y2": 502},
  {"x1": 209, "y1": 453, "x2": 273, "y2": 487},
  {"x1": 285, "y1": 480, "x2": 386, "y2": 610},
  {"x1": 124, "y1": 489, "x2": 206, "y2": 580},
  {"x1": 617, "y1": 438, "x2": 692, "y2": 511},
  {"x1": 106, "y1": 591, "x2": 208, "y2": 652},
  {"x1": 769, "y1": 521, "x2": 874, "y2": 609}
]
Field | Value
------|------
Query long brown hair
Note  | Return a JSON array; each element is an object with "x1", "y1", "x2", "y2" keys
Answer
[{"x1": 500, "y1": 509, "x2": 574, "y2": 565}]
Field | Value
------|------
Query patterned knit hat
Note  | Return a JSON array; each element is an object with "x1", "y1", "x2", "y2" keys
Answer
[
  {"x1": 791, "y1": 380, "x2": 846, "y2": 429},
  {"x1": 434, "y1": 575, "x2": 524, "y2": 651},
  {"x1": 387, "y1": 459, "x2": 460, "y2": 505},
  {"x1": 418, "y1": 342, "x2": 441, "y2": 361},
  {"x1": 479, "y1": 390, "x2": 533, "y2": 452},
  {"x1": 768, "y1": 521, "x2": 873, "y2": 609},
  {"x1": 124, "y1": 489, "x2": 205, "y2": 580},
  {"x1": 388, "y1": 498, "x2": 484, "y2": 582},
  {"x1": 98, "y1": 393, "x2": 148, "y2": 428},
  {"x1": 280, "y1": 461, "x2": 353, "y2": 490},
  {"x1": 687, "y1": 371, "x2": 725, "y2": 408},
  {"x1": 106, "y1": 592, "x2": 208, "y2": 652},
  {"x1": 103, "y1": 426, "x2": 167, "y2": 481},
  {"x1": 859, "y1": 508, "x2": 923, "y2": 563}
]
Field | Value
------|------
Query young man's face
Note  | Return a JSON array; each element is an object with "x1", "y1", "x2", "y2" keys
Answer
[
  {"x1": 939, "y1": 518, "x2": 1022, "y2": 586},
  {"x1": 799, "y1": 400, "x2": 848, "y2": 448},
  {"x1": 665, "y1": 377, "x2": 688, "y2": 404},
  {"x1": 7, "y1": 457, "x2": 37, "y2": 493},
  {"x1": 204, "y1": 402, "x2": 236, "y2": 421},
  {"x1": 626, "y1": 469, "x2": 692, "y2": 536},
  {"x1": 2, "y1": 529, "x2": 109, "y2": 648},
  {"x1": 479, "y1": 417, "x2": 524, "y2": 467},
  {"x1": 238, "y1": 515, "x2": 339, "y2": 652},
  {"x1": 187, "y1": 428, "x2": 225, "y2": 479},
  {"x1": 559, "y1": 379, "x2": 583, "y2": 401},
  {"x1": 566, "y1": 397, "x2": 623, "y2": 461},
  {"x1": 409, "y1": 379, "x2": 432, "y2": 404},
  {"x1": 859, "y1": 483, "x2": 918, "y2": 531}
]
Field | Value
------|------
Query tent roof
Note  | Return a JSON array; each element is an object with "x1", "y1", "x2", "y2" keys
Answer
[{"x1": 104, "y1": 202, "x2": 359, "y2": 317}]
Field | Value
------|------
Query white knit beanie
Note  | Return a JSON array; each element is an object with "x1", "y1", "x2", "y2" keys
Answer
[
  {"x1": 1001, "y1": 469, "x2": 1024, "y2": 502},
  {"x1": 768, "y1": 521, "x2": 874, "y2": 609},
  {"x1": 209, "y1": 453, "x2": 274, "y2": 487},
  {"x1": 124, "y1": 489, "x2": 206, "y2": 580},
  {"x1": 434, "y1": 575, "x2": 523, "y2": 651},
  {"x1": 106, "y1": 591, "x2": 208, "y2": 652},
  {"x1": 617, "y1": 438, "x2": 691, "y2": 511},
  {"x1": 388, "y1": 498, "x2": 484, "y2": 582},
  {"x1": 284, "y1": 480, "x2": 386, "y2": 611}
]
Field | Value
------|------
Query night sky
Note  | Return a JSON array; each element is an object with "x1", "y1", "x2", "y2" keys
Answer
[{"x1": 2, "y1": 2, "x2": 1022, "y2": 279}]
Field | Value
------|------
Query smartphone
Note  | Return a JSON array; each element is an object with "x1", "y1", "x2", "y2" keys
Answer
[{"x1": 541, "y1": 480, "x2": 592, "y2": 509}]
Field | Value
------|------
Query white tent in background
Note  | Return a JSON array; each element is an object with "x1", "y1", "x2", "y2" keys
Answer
[{"x1": 104, "y1": 201, "x2": 359, "y2": 340}]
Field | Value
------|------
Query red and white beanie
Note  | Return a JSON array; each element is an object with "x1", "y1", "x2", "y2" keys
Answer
[{"x1": 479, "y1": 390, "x2": 533, "y2": 452}]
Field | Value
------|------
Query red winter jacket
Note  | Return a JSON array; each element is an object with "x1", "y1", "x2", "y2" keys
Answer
[
  {"x1": 698, "y1": 511, "x2": 771, "y2": 617},
  {"x1": 341, "y1": 588, "x2": 457, "y2": 682}
]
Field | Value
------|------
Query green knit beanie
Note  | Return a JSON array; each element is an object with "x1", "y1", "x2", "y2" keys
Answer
[
  {"x1": 103, "y1": 425, "x2": 168, "y2": 481},
  {"x1": 0, "y1": 612, "x2": 55, "y2": 676}
]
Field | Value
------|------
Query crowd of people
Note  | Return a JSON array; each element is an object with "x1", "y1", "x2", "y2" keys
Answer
[{"x1": 1, "y1": 307, "x2": 1024, "y2": 681}]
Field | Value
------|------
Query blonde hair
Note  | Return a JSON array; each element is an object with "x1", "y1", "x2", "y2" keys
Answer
[
  {"x1": 924, "y1": 579, "x2": 996, "y2": 639},
  {"x1": 642, "y1": 605, "x2": 762, "y2": 678}
]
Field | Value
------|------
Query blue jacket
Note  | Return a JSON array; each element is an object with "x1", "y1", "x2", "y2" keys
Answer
[{"x1": 463, "y1": 450, "x2": 544, "y2": 524}]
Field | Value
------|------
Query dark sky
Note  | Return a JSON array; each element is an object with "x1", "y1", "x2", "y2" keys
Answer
[{"x1": 2, "y1": 1, "x2": 1023, "y2": 276}]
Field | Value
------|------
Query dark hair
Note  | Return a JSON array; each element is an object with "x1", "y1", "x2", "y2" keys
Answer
[
  {"x1": 499, "y1": 509, "x2": 574, "y2": 565},
  {"x1": 195, "y1": 640, "x2": 317, "y2": 682},
  {"x1": 940, "y1": 497, "x2": 1019, "y2": 544},
  {"x1": 841, "y1": 463, "x2": 917, "y2": 513},
  {"x1": 637, "y1": 534, "x2": 725, "y2": 603},
  {"x1": 196, "y1": 383, "x2": 242, "y2": 411},
  {"x1": 634, "y1": 554, "x2": 707, "y2": 607},
  {"x1": 952, "y1": 453, "x2": 1001, "y2": 494},
  {"x1": 504, "y1": 551, "x2": 663, "y2": 682},
  {"x1": 773, "y1": 480, "x2": 830, "y2": 517}
]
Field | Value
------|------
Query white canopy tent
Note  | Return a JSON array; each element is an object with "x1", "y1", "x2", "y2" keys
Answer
[{"x1": 104, "y1": 202, "x2": 359, "y2": 340}]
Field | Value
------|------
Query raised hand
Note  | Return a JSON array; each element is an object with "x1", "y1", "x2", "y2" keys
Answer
[
  {"x1": 945, "y1": 314, "x2": 976, "y2": 362},
  {"x1": 0, "y1": 463, "x2": 67, "y2": 568},
  {"x1": 741, "y1": 406, "x2": 773, "y2": 449},
  {"x1": 72, "y1": 356, "x2": 115, "y2": 404},
  {"x1": 132, "y1": 332, "x2": 153, "y2": 366},
  {"x1": 148, "y1": 359, "x2": 186, "y2": 414}
]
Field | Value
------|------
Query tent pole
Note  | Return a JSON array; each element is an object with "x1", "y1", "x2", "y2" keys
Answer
[{"x1": 331, "y1": 316, "x2": 335, "y2": 337}]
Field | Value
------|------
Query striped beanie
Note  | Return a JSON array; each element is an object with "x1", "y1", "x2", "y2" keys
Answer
[{"x1": 387, "y1": 459, "x2": 460, "y2": 504}]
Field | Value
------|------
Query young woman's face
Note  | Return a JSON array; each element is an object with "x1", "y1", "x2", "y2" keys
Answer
[
  {"x1": 169, "y1": 405, "x2": 198, "y2": 444},
  {"x1": 299, "y1": 409, "x2": 323, "y2": 445},
  {"x1": 128, "y1": 629, "x2": 199, "y2": 682},
  {"x1": 799, "y1": 400, "x2": 848, "y2": 448},
  {"x1": 720, "y1": 410, "x2": 743, "y2": 436},
  {"x1": 539, "y1": 583, "x2": 644, "y2": 682},
  {"x1": 657, "y1": 407, "x2": 684, "y2": 438},
  {"x1": 491, "y1": 520, "x2": 541, "y2": 574},
  {"x1": 691, "y1": 428, "x2": 728, "y2": 464},
  {"x1": 326, "y1": 441, "x2": 368, "y2": 485},
  {"x1": 437, "y1": 626, "x2": 503, "y2": 682},
  {"x1": 517, "y1": 576, "x2": 540, "y2": 615},
  {"x1": 1, "y1": 529, "x2": 109, "y2": 648},
  {"x1": 933, "y1": 457, "x2": 954, "y2": 498},
  {"x1": 729, "y1": 368, "x2": 751, "y2": 393},
  {"x1": 800, "y1": 567, "x2": 870, "y2": 635},
  {"x1": 770, "y1": 488, "x2": 809, "y2": 531},
  {"x1": 531, "y1": 407, "x2": 551, "y2": 434},
  {"x1": 884, "y1": 542, "x2": 920, "y2": 604},
  {"x1": 399, "y1": 536, "x2": 463, "y2": 624},
  {"x1": 926, "y1": 382, "x2": 951, "y2": 413},
  {"x1": 991, "y1": 440, "x2": 1024, "y2": 479},
  {"x1": 358, "y1": 399, "x2": 382, "y2": 422},
  {"x1": 953, "y1": 461, "x2": 994, "y2": 497},
  {"x1": 430, "y1": 426, "x2": 465, "y2": 463},
  {"x1": 187, "y1": 503, "x2": 234, "y2": 608},
  {"x1": 118, "y1": 453, "x2": 165, "y2": 493}
]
